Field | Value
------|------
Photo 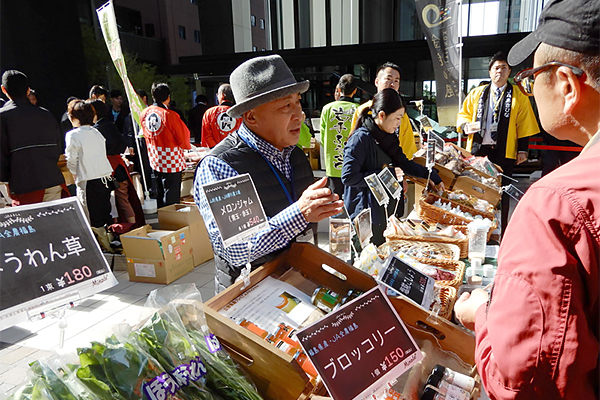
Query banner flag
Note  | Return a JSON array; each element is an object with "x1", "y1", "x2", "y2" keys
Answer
[
  {"x1": 415, "y1": 0, "x2": 463, "y2": 126},
  {"x1": 96, "y1": 1, "x2": 146, "y2": 126}
]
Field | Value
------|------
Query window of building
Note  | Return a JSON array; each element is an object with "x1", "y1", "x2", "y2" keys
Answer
[
  {"x1": 512, "y1": 22, "x2": 519, "y2": 30},
  {"x1": 194, "y1": 30, "x2": 200, "y2": 43},
  {"x1": 251, "y1": 15, "x2": 256, "y2": 26},
  {"x1": 253, "y1": 46, "x2": 258, "y2": 51},
  {"x1": 262, "y1": 48, "x2": 266, "y2": 51},
  {"x1": 190, "y1": 0, "x2": 197, "y2": 4},
  {"x1": 178, "y1": 25, "x2": 186, "y2": 39},
  {"x1": 260, "y1": 18, "x2": 265, "y2": 29},
  {"x1": 145, "y1": 23, "x2": 155, "y2": 38}
]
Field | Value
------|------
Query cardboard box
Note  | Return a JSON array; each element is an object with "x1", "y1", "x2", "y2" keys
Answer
[
  {"x1": 203, "y1": 243, "x2": 477, "y2": 400},
  {"x1": 158, "y1": 204, "x2": 213, "y2": 266},
  {"x1": 121, "y1": 225, "x2": 194, "y2": 284}
]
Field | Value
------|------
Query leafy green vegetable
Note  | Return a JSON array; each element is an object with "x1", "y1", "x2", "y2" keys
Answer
[
  {"x1": 187, "y1": 329, "x2": 263, "y2": 400},
  {"x1": 132, "y1": 309, "x2": 218, "y2": 400}
]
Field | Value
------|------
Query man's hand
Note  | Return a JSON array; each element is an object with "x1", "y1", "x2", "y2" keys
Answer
[
  {"x1": 516, "y1": 151, "x2": 528, "y2": 165},
  {"x1": 454, "y1": 288, "x2": 489, "y2": 331},
  {"x1": 298, "y1": 177, "x2": 343, "y2": 223}
]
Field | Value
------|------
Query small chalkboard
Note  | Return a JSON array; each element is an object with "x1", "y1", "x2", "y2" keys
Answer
[
  {"x1": 0, "y1": 198, "x2": 118, "y2": 329},
  {"x1": 377, "y1": 168, "x2": 402, "y2": 199},
  {"x1": 364, "y1": 173, "x2": 389, "y2": 206},
  {"x1": 201, "y1": 173, "x2": 268, "y2": 248},
  {"x1": 296, "y1": 286, "x2": 422, "y2": 400},
  {"x1": 377, "y1": 256, "x2": 435, "y2": 309}
]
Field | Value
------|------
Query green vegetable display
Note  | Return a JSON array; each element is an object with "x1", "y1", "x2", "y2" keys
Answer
[
  {"x1": 132, "y1": 308, "x2": 218, "y2": 400},
  {"x1": 9, "y1": 359, "x2": 98, "y2": 400}
]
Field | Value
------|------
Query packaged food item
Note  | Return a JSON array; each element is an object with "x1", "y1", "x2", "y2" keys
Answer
[
  {"x1": 430, "y1": 364, "x2": 476, "y2": 392},
  {"x1": 311, "y1": 287, "x2": 343, "y2": 313}
]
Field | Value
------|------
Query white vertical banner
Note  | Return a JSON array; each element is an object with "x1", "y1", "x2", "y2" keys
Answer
[{"x1": 96, "y1": 1, "x2": 146, "y2": 126}]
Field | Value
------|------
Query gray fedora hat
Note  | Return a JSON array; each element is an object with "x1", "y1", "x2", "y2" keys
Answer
[{"x1": 227, "y1": 54, "x2": 310, "y2": 118}]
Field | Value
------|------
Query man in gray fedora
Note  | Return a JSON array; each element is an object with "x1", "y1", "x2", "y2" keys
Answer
[{"x1": 194, "y1": 54, "x2": 343, "y2": 293}]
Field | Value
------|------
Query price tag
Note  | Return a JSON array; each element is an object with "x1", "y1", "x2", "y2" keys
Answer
[
  {"x1": 0, "y1": 198, "x2": 118, "y2": 329},
  {"x1": 201, "y1": 173, "x2": 268, "y2": 248},
  {"x1": 377, "y1": 168, "x2": 402, "y2": 200},
  {"x1": 296, "y1": 286, "x2": 423, "y2": 400},
  {"x1": 377, "y1": 256, "x2": 435, "y2": 309},
  {"x1": 364, "y1": 173, "x2": 390, "y2": 206}
]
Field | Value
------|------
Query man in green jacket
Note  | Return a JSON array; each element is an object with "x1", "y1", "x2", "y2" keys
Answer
[{"x1": 320, "y1": 74, "x2": 358, "y2": 197}]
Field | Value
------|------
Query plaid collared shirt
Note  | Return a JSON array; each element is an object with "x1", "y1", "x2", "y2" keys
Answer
[{"x1": 193, "y1": 123, "x2": 308, "y2": 267}]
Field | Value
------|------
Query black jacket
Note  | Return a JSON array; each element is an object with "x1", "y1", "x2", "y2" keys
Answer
[
  {"x1": 0, "y1": 98, "x2": 65, "y2": 194},
  {"x1": 209, "y1": 132, "x2": 316, "y2": 292}
]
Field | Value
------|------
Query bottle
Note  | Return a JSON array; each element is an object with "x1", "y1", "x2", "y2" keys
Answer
[
  {"x1": 312, "y1": 287, "x2": 343, "y2": 313},
  {"x1": 426, "y1": 374, "x2": 470, "y2": 400},
  {"x1": 420, "y1": 387, "x2": 445, "y2": 400},
  {"x1": 431, "y1": 364, "x2": 476, "y2": 392}
]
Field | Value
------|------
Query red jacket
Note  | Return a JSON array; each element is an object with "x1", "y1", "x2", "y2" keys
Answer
[
  {"x1": 200, "y1": 101, "x2": 242, "y2": 148},
  {"x1": 140, "y1": 104, "x2": 190, "y2": 173},
  {"x1": 474, "y1": 135, "x2": 599, "y2": 399}
]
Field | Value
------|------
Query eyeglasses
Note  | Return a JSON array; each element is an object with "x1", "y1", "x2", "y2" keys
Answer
[{"x1": 514, "y1": 61, "x2": 584, "y2": 96}]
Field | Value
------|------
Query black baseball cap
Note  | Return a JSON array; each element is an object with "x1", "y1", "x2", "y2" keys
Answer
[{"x1": 508, "y1": 0, "x2": 600, "y2": 66}]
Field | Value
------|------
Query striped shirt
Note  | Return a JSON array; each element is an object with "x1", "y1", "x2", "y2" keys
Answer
[{"x1": 193, "y1": 123, "x2": 308, "y2": 267}]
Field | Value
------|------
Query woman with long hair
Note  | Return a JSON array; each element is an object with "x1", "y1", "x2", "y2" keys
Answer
[{"x1": 342, "y1": 88, "x2": 444, "y2": 245}]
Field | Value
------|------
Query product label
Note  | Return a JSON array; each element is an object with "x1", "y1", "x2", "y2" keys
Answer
[
  {"x1": 450, "y1": 372, "x2": 475, "y2": 392},
  {"x1": 446, "y1": 383, "x2": 470, "y2": 400},
  {"x1": 134, "y1": 263, "x2": 156, "y2": 277},
  {"x1": 143, "y1": 372, "x2": 179, "y2": 400},
  {"x1": 205, "y1": 333, "x2": 222, "y2": 353},
  {"x1": 175, "y1": 246, "x2": 181, "y2": 261}
]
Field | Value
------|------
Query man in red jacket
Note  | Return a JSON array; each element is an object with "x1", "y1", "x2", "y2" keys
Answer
[
  {"x1": 455, "y1": 0, "x2": 599, "y2": 398},
  {"x1": 140, "y1": 83, "x2": 190, "y2": 207},
  {"x1": 200, "y1": 84, "x2": 241, "y2": 148}
]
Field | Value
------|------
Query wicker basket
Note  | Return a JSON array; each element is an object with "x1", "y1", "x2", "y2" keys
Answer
[
  {"x1": 418, "y1": 193, "x2": 496, "y2": 227},
  {"x1": 385, "y1": 234, "x2": 469, "y2": 259},
  {"x1": 422, "y1": 259, "x2": 465, "y2": 289},
  {"x1": 380, "y1": 240, "x2": 460, "y2": 262},
  {"x1": 431, "y1": 285, "x2": 457, "y2": 320}
]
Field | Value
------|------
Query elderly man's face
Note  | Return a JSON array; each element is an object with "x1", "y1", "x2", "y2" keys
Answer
[
  {"x1": 532, "y1": 46, "x2": 571, "y2": 142},
  {"x1": 246, "y1": 93, "x2": 304, "y2": 150}
]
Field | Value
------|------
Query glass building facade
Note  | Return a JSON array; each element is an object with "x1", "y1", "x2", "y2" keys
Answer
[{"x1": 226, "y1": 0, "x2": 548, "y2": 117}]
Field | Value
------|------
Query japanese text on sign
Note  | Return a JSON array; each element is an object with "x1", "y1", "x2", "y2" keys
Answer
[
  {"x1": 296, "y1": 286, "x2": 423, "y2": 400},
  {"x1": 202, "y1": 173, "x2": 268, "y2": 247}
]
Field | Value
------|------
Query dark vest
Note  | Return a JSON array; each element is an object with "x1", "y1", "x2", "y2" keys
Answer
[{"x1": 208, "y1": 132, "x2": 316, "y2": 292}]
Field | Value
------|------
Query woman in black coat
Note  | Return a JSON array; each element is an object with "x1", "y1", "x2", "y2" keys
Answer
[{"x1": 342, "y1": 88, "x2": 444, "y2": 245}]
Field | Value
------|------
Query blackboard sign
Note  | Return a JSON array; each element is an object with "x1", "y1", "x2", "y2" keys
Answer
[
  {"x1": 377, "y1": 256, "x2": 435, "y2": 309},
  {"x1": 0, "y1": 198, "x2": 118, "y2": 329},
  {"x1": 296, "y1": 286, "x2": 422, "y2": 400},
  {"x1": 201, "y1": 174, "x2": 268, "y2": 248}
]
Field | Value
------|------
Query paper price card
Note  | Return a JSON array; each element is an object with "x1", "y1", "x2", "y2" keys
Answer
[
  {"x1": 201, "y1": 173, "x2": 268, "y2": 248},
  {"x1": 0, "y1": 198, "x2": 117, "y2": 330},
  {"x1": 296, "y1": 286, "x2": 423, "y2": 400}
]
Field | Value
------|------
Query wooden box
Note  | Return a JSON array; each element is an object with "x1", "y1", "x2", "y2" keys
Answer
[{"x1": 203, "y1": 243, "x2": 478, "y2": 400}]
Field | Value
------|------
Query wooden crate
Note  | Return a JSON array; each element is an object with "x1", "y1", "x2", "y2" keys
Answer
[
  {"x1": 412, "y1": 156, "x2": 457, "y2": 189},
  {"x1": 203, "y1": 243, "x2": 479, "y2": 400},
  {"x1": 203, "y1": 243, "x2": 375, "y2": 400}
]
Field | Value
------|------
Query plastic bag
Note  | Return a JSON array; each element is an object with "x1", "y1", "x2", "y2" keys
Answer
[
  {"x1": 75, "y1": 333, "x2": 188, "y2": 400},
  {"x1": 145, "y1": 284, "x2": 263, "y2": 400},
  {"x1": 8, "y1": 357, "x2": 101, "y2": 400},
  {"x1": 130, "y1": 304, "x2": 217, "y2": 400}
]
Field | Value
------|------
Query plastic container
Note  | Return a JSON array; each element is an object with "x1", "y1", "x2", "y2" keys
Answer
[{"x1": 467, "y1": 219, "x2": 491, "y2": 262}]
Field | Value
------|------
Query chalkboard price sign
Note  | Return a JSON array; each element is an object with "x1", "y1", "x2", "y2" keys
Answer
[
  {"x1": 377, "y1": 256, "x2": 435, "y2": 309},
  {"x1": 296, "y1": 286, "x2": 422, "y2": 400},
  {"x1": 0, "y1": 198, "x2": 118, "y2": 329},
  {"x1": 201, "y1": 173, "x2": 268, "y2": 248}
]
